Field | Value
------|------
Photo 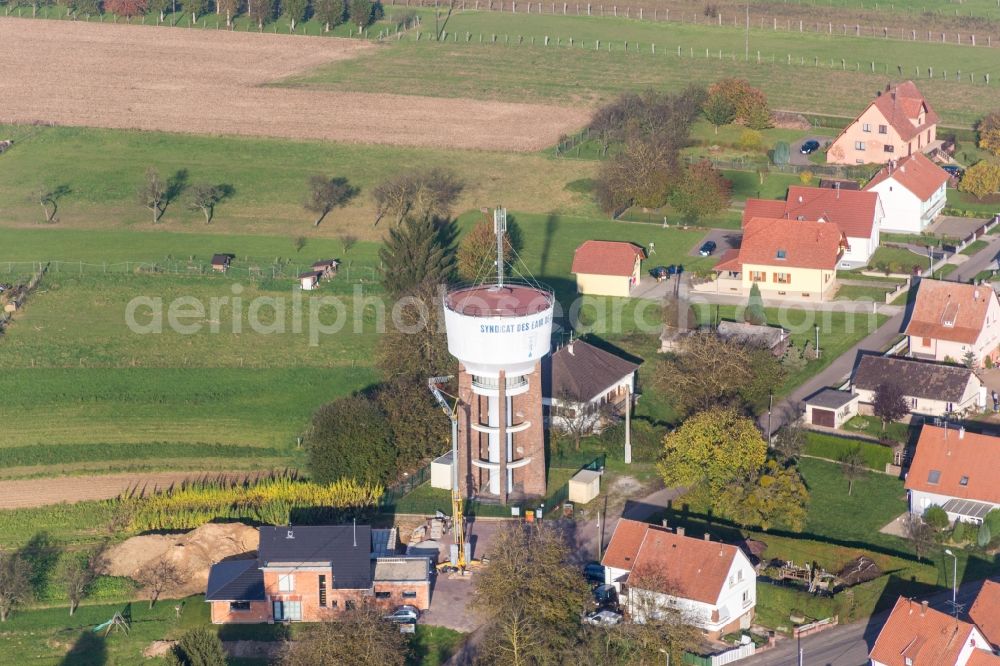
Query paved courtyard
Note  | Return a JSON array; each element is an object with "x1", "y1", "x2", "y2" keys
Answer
[{"x1": 928, "y1": 215, "x2": 991, "y2": 238}]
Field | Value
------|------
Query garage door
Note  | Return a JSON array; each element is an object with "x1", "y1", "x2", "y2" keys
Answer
[{"x1": 812, "y1": 408, "x2": 835, "y2": 428}]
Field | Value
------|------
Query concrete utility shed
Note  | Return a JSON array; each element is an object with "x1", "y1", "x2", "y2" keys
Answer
[{"x1": 568, "y1": 469, "x2": 601, "y2": 504}]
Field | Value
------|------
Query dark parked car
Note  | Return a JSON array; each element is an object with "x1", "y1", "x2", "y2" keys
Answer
[
  {"x1": 698, "y1": 241, "x2": 717, "y2": 257},
  {"x1": 800, "y1": 139, "x2": 821, "y2": 155},
  {"x1": 583, "y1": 562, "x2": 606, "y2": 584},
  {"x1": 667, "y1": 264, "x2": 681, "y2": 275},
  {"x1": 650, "y1": 266, "x2": 670, "y2": 280},
  {"x1": 593, "y1": 584, "x2": 618, "y2": 609}
]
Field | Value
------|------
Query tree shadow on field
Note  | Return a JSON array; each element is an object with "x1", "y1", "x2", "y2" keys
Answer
[
  {"x1": 19, "y1": 530, "x2": 62, "y2": 598},
  {"x1": 58, "y1": 631, "x2": 107, "y2": 666},
  {"x1": 162, "y1": 168, "x2": 189, "y2": 216}
]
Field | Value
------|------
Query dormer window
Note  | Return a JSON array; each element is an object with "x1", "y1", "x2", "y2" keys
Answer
[
  {"x1": 960, "y1": 476, "x2": 969, "y2": 486},
  {"x1": 928, "y1": 470, "x2": 941, "y2": 485},
  {"x1": 776, "y1": 249, "x2": 787, "y2": 260}
]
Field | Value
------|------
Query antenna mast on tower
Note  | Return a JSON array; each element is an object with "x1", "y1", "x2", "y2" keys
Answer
[{"x1": 494, "y1": 206, "x2": 507, "y2": 288}]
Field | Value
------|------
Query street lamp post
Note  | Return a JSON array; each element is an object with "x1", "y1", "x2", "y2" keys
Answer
[
  {"x1": 944, "y1": 548, "x2": 958, "y2": 616},
  {"x1": 814, "y1": 324, "x2": 820, "y2": 358}
]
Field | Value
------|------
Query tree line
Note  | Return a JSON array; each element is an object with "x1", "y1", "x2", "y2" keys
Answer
[
  {"x1": 591, "y1": 78, "x2": 771, "y2": 222},
  {"x1": 305, "y1": 170, "x2": 522, "y2": 487},
  {"x1": 5, "y1": 0, "x2": 385, "y2": 31}
]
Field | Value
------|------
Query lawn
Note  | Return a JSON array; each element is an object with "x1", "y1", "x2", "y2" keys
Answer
[
  {"x1": 803, "y1": 431, "x2": 896, "y2": 470},
  {"x1": 961, "y1": 239, "x2": 989, "y2": 256},
  {"x1": 692, "y1": 304, "x2": 887, "y2": 394},
  {"x1": 0, "y1": 592, "x2": 464, "y2": 665},
  {"x1": 840, "y1": 415, "x2": 911, "y2": 444},
  {"x1": 868, "y1": 245, "x2": 930, "y2": 273},
  {"x1": 834, "y1": 284, "x2": 892, "y2": 301},
  {"x1": 285, "y1": 17, "x2": 1000, "y2": 127},
  {"x1": 0, "y1": 123, "x2": 598, "y2": 237},
  {"x1": 946, "y1": 189, "x2": 1000, "y2": 217},
  {"x1": 660, "y1": 457, "x2": 999, "y2": 630}
]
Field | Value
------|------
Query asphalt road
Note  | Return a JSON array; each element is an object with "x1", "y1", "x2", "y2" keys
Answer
[
  {"x1": 950, "y1": 234, "x2": 1000, "y2": 283},
  {"x1": 742, "y1": 580, "x2": 988, "y2": 666}
]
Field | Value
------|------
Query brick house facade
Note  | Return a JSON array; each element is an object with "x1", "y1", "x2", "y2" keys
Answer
[{"x1": 206, "y1": 525, "x2": 431, "y2": 624}]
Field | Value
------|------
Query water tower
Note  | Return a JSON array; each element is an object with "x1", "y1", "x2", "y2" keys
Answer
[{"x1": 443, "y1": 208, "x2": 554, "y2": 504}]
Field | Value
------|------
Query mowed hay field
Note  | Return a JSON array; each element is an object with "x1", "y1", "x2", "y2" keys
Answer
[
  {"x1": 0, "y1": 124, "x2": 598, "y2": 235},
  {"x1": 288, "y1": 12, "x2": 1000, "y2": 126},
  {"x1": 0, "y1": 18, "x2": 588, "y2": 151}
]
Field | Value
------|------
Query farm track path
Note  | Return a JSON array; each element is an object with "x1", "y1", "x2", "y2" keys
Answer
[
  {"x1": 0, "y1": 470, "x2": 271, "y2": 509},
  {"x1": 0, "y1": 18, "x2": 588, "y2": 152}
]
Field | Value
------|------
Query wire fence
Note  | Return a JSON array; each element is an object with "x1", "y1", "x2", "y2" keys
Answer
[{"x1": 0, "y1": 258, "x2": 381, "y2": 283}]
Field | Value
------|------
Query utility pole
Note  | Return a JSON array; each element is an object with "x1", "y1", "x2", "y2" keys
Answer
[
  {"x1": 745, "y1": 1, "x2": 750, "y2": 61},
  {"x1": 767, "y1": 392, "x2": 773, "y2": 444},
  {"x1": 624, "y1": 385, "x2": 632, "y2": 464}
]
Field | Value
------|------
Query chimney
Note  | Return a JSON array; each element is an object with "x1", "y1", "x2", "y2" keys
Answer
[
  {"x1": 676, "y1": 526, "x2": 685, "y2": 537},
  {"x1": 703, "y1": 533, "x2": 711, "y2": 541},
  {"x1": 798, "y1": 195, "x2": 804, "y2": 203},
  {"x1": 959, "y1": 427, "x2": 965, "y2": 439},
  {"x1": 661, "y1": 519, "x2": 669, "y2": 528},
  {"x1": 835, "y1": 182, "x2": 840, "y2": 199},
  {"x1": 286, "y1": 528, "x2": 295, "y2": 539},
  {"x1": 921, "y1": 600, "x2": 929, "y2": 616},
  {"x1": 567, "y1": 343, "x2": 575, "y2": 356}
]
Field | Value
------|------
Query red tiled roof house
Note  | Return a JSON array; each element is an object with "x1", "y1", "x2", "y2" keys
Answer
[
  {"x1": 828, "y1": 81, "x2": 939, "y2": 166},
  {"x1": 905, "y1": 425, "x2": 1000, "y2": 524},
  {"x1": 865, "y1": 153, "x2": 950, "y2": 234},
  {"x1": 709, "y1": 217, "x2": 845, "y2": 302},
  {"x1": 571, "y1": 241, "x2": 645, "y2": 298},
  {"x1": 869, "y1": 596, "x2": 992, "y2": 666},
  {"x1": 601, "y1": 519, "x2": 756, "y2": 639},
  {"x1": 742, "y1": 186, "x2": 884, "y2": 267},
  {"x1": 970, "y1": 580, "x2": 1000, "y2": 651},
  {"x1": 903, "y1": 279, "x2": 1000, "y2": 367}
]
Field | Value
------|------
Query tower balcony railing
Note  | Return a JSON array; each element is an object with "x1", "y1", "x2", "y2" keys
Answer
[{"x1": 471, "y1": 375, "x2": 528, "y2": 391}]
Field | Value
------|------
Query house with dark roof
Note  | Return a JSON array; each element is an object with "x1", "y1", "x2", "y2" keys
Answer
[
  {"x1": 205, "y1": 525, "x2": 431, "y2": 624},
  {"x1": 541, "y1": 339, "x2": 640, "y2": 432},
  {"x1": 803, "y1": 388, "x2": 861, "y2": 429},
  {"x1": 851, "y1": 355, "x2": 983, "y2": 418},
  {"x1": 707, "y1": 217, "x2": 845, "y2": 301},
  {"x1": 570, "y1": 240, "x2": 645, "y2": 297},
  {"x1": 211, "y1": 254, "x2": 233, "y2": 272},
  {"x1": 865, "y1": 153, "x2": 950, "y2": 234},
  {"x1": 904, "y1": 279, "x2": 1000, "y2": 368},
  {"x1": 602, "y1": 519, "x2": 756, "y2": 639},
  {"x1": 742, "y1": 186, "x2": 884, "y2": 267},
  {"x1": 869, "y1": 596, "x2": 992, "y2": 666},
  {"x1": 828, "y1": 80, "x2": 940, "y2": 166},
  {"x1": 905, "y1": 425, "x2": 1000, "y2": 524}
]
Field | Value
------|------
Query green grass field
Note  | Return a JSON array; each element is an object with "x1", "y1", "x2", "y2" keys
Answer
[
  {"x1": 285, "y1": 15, "x2": 1000, "y2": 126},
  {"x1": 0, "y1": 124, "x2": 597, "y2": 237}
]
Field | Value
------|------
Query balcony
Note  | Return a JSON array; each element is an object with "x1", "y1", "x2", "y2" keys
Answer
[{"x1": 472, "y1": 375, "x2": 528, "y2": 391}]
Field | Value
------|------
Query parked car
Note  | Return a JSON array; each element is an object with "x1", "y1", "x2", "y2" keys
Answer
[
  {"x1": 384, "y1": 605, "x2": 420, "y2": 624},
  {"x1": 667, "y1": 264, "x2": 681, "y2": 275},
  {"x1": 593, "y1": 584, "x2": 618, "y2": 609},
  {"x1": 698, "y1": 241, "x2": 717, "y2": 257},
  {"x1": 799, "y1": 139, "x2": 821, "y2": 155},
  {"x1": 942, "y1": 164, "x2": 963, "y2": 180},
  {"x1": 584, "y1": 609, "x2": 623, "y2": 626},
  {"x1": 583, "y1": 562, "x2": 606, "y2": 584},
  {"x1": 649, "y1": 266, "x2": 669, "y2": 280}
]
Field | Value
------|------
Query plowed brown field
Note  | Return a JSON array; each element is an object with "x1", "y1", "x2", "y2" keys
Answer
[{"x1": 0, "y1": 18, "x2": 587, "y2": 151}]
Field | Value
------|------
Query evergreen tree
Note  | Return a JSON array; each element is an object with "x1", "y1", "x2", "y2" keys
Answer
[
  {"x1": 745, "y1": 282, "x2": 766, "y2": 325},
  {"x1": 979, "y1": 521, "x2": 993, "y2": 547},
  {"x1": 170, "y1": 627, "x2": 226, "y2": 666},
  {"x1": 378, "y1": 215, "x2": 456, "y2": 298}
]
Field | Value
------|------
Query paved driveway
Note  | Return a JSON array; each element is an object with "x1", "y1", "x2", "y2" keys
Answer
[
  {"x1": 929, "y1": 215, "x2": 992, "y2": 238},
  {"x1": 686, "y1": 228, "x2": 742, "y2": 258},
  {"x1": 789, "y1": 135, "x2": 830, "y2": 166}
]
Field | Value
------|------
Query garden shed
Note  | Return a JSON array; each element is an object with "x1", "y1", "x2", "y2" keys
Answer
[{"x1": 568, "y1": 469, "x2": 601, "y2": 504}]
